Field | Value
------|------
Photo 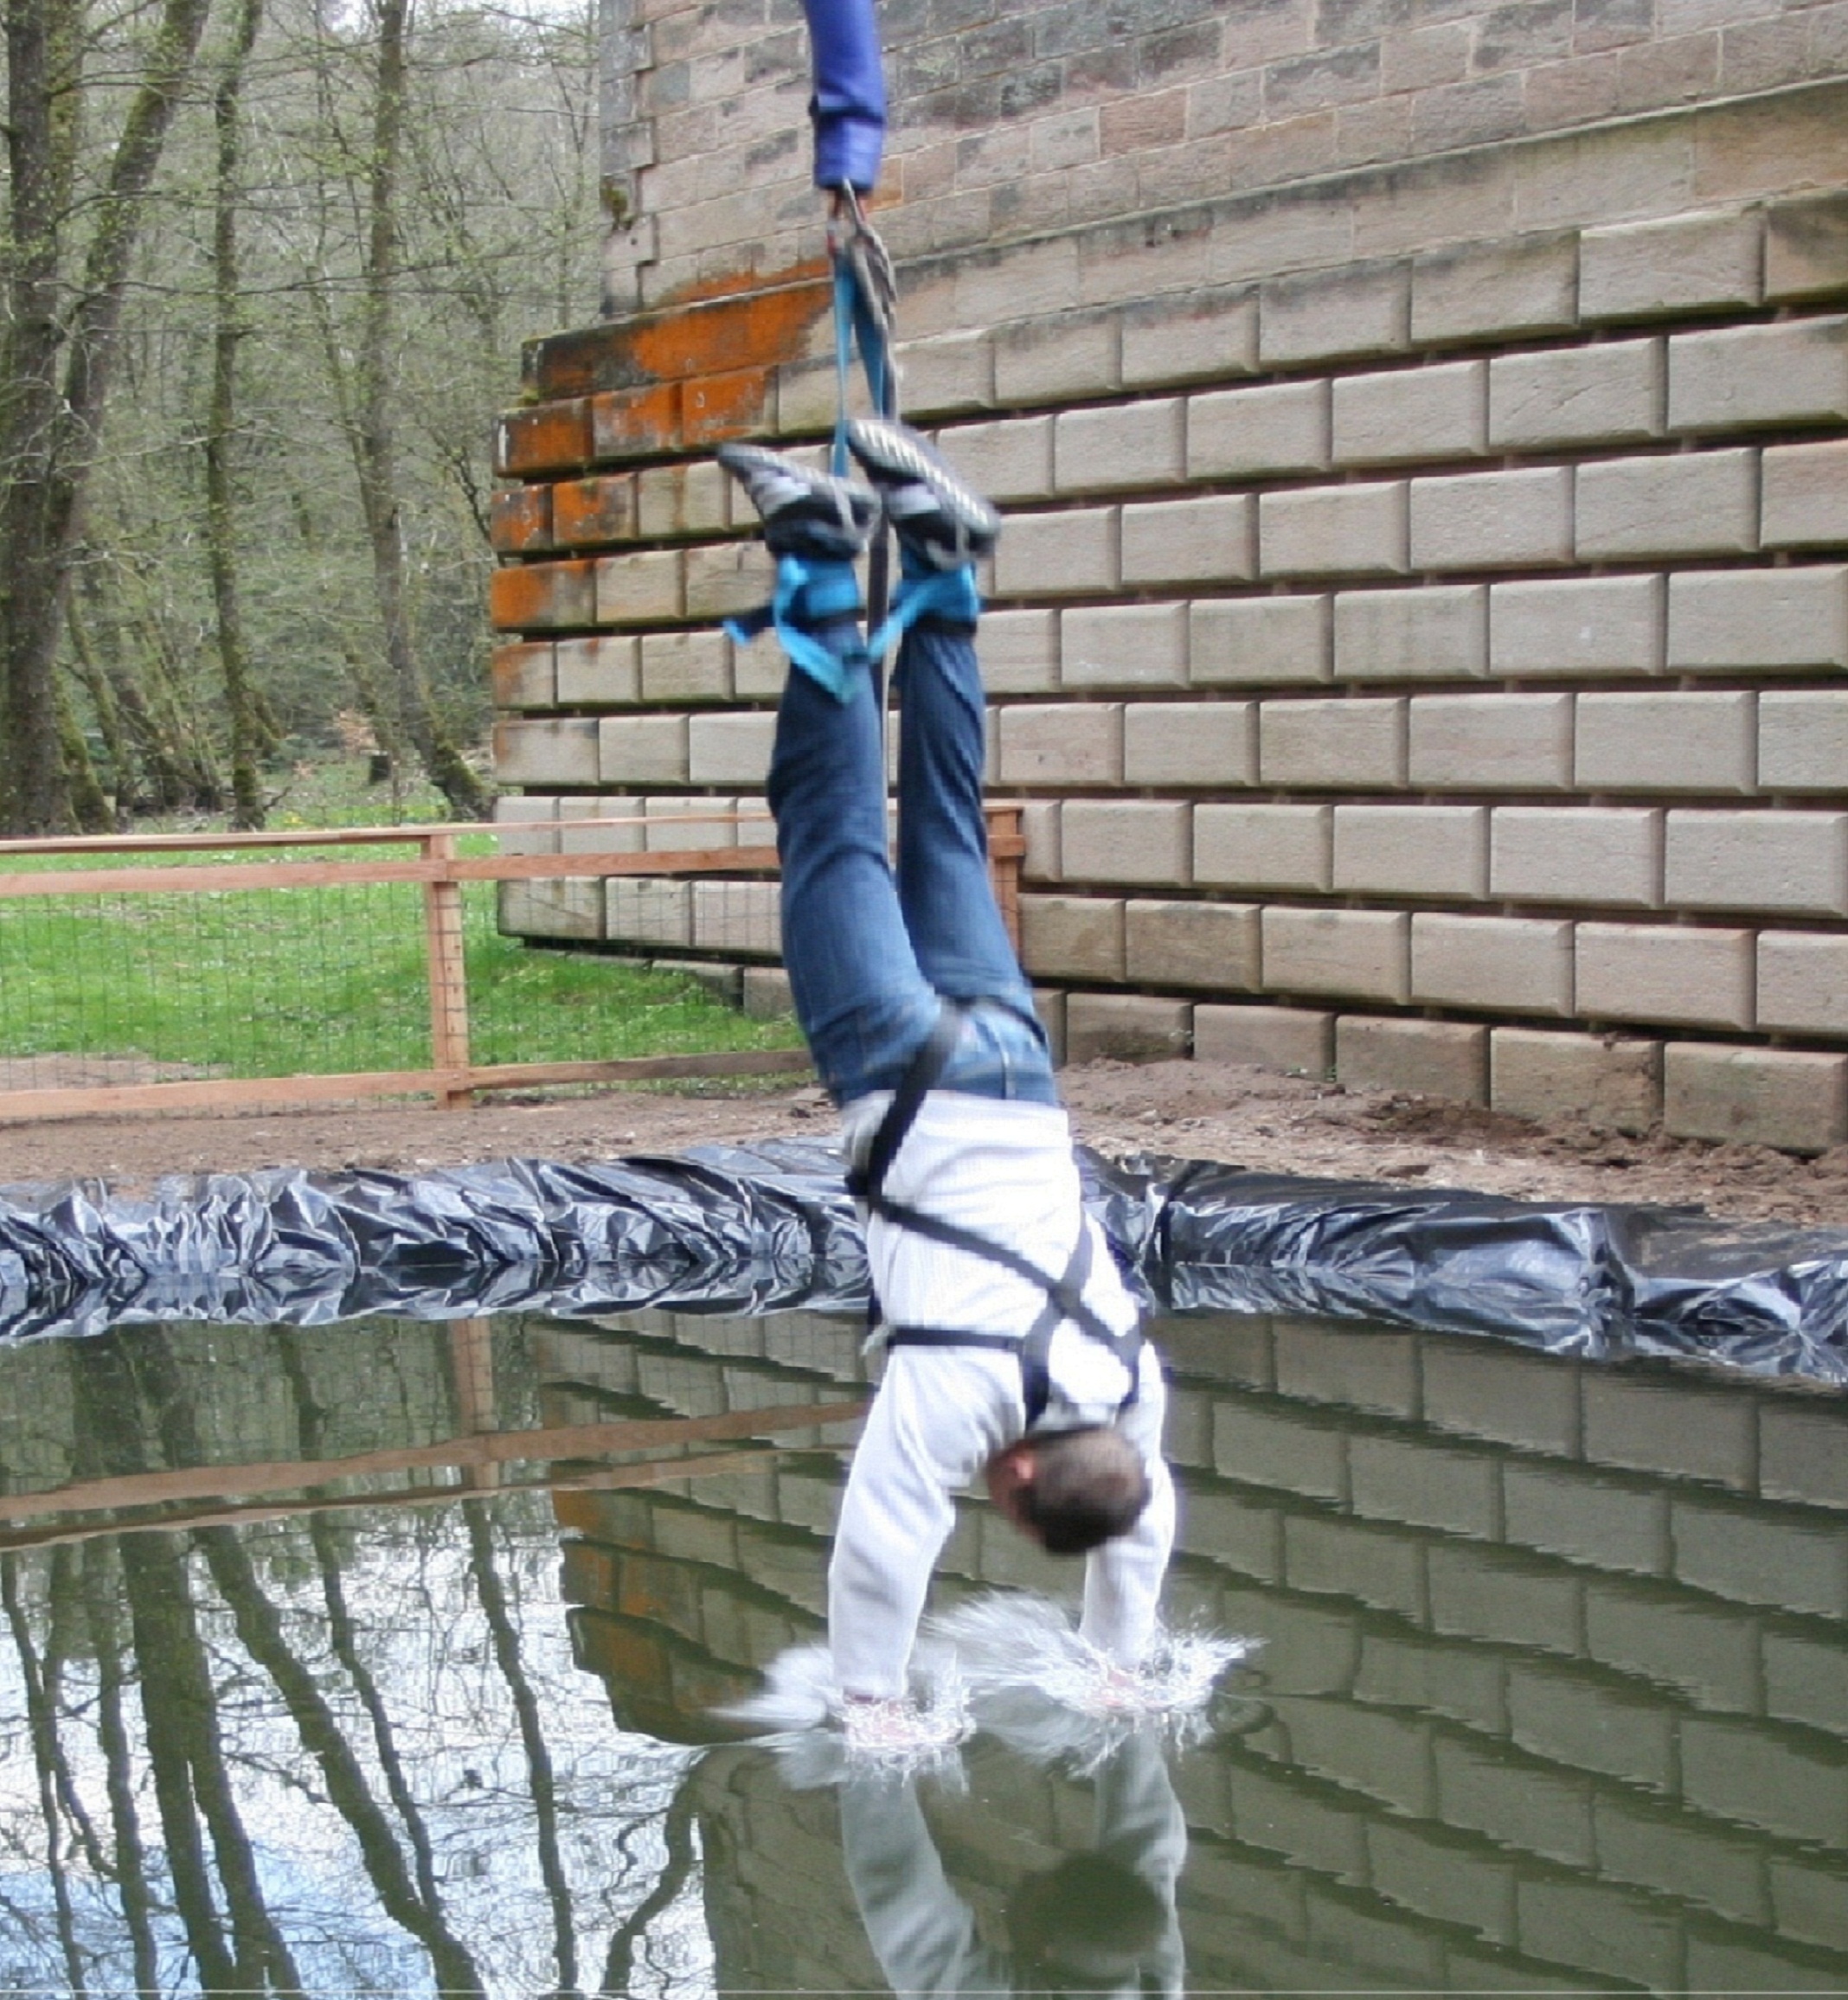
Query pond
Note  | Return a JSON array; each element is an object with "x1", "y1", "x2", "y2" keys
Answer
[{"x1": 0, "y1": 1304, "x2": 1842, "y2": 1995}]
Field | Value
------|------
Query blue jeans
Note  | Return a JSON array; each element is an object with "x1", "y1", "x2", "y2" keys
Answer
[{"x1": 767, "y1": 605, "x2": 1057, "y2": 1108}]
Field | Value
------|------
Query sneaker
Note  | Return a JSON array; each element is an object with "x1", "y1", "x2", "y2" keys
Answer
[
  {"x1": 841, "y1": 1696, "x2": 969, "y2": 1755},
  {"x1": 845, "y1": 418, "x2": 999, "y2": 571},
  {"x1": 716, "y1": 441, "x2": 879, "y2": 561}
]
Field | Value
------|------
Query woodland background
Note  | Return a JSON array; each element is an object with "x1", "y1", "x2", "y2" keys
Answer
[{"x1": 0, "y1": 0, "x2": 601, "y2": 835}]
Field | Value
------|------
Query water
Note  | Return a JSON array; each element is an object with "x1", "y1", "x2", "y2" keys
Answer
[{"x1": 0, "y1": 1304, "x2": 1842, "y2": 1995}]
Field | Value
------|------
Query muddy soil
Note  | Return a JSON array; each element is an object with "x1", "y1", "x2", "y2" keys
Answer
[{"x1": 3, "y1": 1058, "x2": 1845, "y2": 1228}]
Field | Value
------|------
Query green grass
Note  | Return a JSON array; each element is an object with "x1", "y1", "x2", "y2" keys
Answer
[{"x1": 0, "y1": 760, "x2": 801, "y2": 1083}]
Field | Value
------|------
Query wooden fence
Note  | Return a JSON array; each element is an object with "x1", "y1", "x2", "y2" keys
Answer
[{"x1": 0, "y1": 806, "x2": 1024, "y2": 1123}]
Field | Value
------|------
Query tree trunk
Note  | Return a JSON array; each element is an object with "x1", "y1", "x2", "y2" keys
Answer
[
  {"x1": 0, "y1": 0, "x2": 214, "y2": 834},
  {"x1": 205, "y1": 0, "x2": 268, "y2": 829},
  {"x1": 353, "y1": 0, "x2": 491, "y2": 822}
]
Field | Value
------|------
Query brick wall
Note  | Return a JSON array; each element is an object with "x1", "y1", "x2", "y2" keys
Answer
[
  {"x1": 488, "y1": 2, "x2": 1848, "y2": 1147},
  {"x1": 540, "y1": 1304, "x2": 1848, "y2": 1988}
]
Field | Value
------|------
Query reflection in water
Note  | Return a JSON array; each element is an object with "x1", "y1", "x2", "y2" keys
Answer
[{"x1": 0, "y1": 1304, "x2": 1843, "y2": 1994}]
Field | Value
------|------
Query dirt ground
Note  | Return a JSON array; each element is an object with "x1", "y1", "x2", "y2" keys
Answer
[{"x1": 4, "y1": 1058, "x2": 1846, "y2": 1228}]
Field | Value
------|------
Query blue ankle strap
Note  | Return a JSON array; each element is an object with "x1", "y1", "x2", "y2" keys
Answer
[
  {"x1": 865, "y1": 562, "x2": 980, "y2": 663},
  {"x1": 723, "y1": 556, "x2": 867, "y2": 702}
]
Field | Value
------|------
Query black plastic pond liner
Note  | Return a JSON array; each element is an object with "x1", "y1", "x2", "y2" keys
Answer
[{"x1": 0, "y1": 1139, "x2": 1845, "y2": 1382}]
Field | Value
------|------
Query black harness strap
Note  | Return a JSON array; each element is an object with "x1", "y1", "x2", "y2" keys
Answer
[{"x1": 853, "y1": 1002, "x2": 1142, "y2": 1425}]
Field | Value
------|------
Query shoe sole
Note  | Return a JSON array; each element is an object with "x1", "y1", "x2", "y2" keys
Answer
[{"x1": 844, "y1": 420, "x2": 998, "y2": 545}]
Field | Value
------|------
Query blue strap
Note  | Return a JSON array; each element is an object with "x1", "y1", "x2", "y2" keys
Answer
[
  {"x1": 865, "y1": 561, "x2": 980, "y2": 663},
  {"x1": 831, "y1": 253, "x2": 892, "y2": 478},
  {"x1": 723, "y1": 555, "x2": 867, "y2": 702}
]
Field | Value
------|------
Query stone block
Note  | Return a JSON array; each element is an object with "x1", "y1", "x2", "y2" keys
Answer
[
  {"x1": 1759, "y1": 689, "x2": 1848, "y2": 792},
  {"x1": 1582, "y1": 1575, "x2": 1759, "y2": 1710},
  {"x1": 1211, "y1": 1400, "x2": 1348, "y2": 1500},
  {"x1": 997, "y1": 702, "x2": 1122, "y2": 785},
  {"x1": 1055, "y1": 398, "x2": 1185, "y2": 492},
  {"x1": 1188, "y1": 380, "x2": 1331, "y2": 480},
  {"x1": 1758, "y1": 930, "x2": 1848, "y2": 1035},
  {"x1": 692, "y1": 880, "x2": 780, "y2": 955},
  {"x1": 1195, "y1": 802, "x2": 1332, "y2": 890},
  {"x1": 1423, "y1": 1337, "x2": 1581, "y2": 1455},
  {"x1": 942, "y1": 415, "x2": 1055, "y2": 503},
  {"x1": 980, "y1": 609, "x2": 1060, "y2": 696},
  {"x1": 489, "y1": 558, "x2": 595, "y2": 633},
  {"x1": 491, "y1": 639, "x2": 555, "y2": 710},
  {"x1": 1593, "y1": 1796, "x2": 1773, "y2": 1931},
  {"x1": 1760, "y1": 1401, "x2": 1848, "y2": 1513},
  {"x1": 1488, "y1": 339, "x2": 1662, "y2": 450},
  {"x1": 1428, "y1": 1542, "x2": 1585, "y2": 1657},
  {"x1": 1125, "y1": 899, "x2": 1262, "y2": 990},
  {"x1": 640, "y1": 628, "x2": 729, "y2": 702},
  {"x1": 1489, "y1": 575, "x2": 1663, "y2": 678},
  {"x1": 1502, "y1": 1466, "x2": 1669, "y2": 1578},
  {"x1": 1060, "y1": 800, "x2": 1191, "y2": 883},
  {"x1": 741, "y1": 965, "x2": 794, "y2": 1019},
  {"x1": 1333, "y1": 584, "x2": 1487, "y2": 683},
  {"x1": 1491, "y1": 806, "x2": 1661, "y2": 907},
  {"x1": 605, "y1": 877, "x2": 692, "y2": 948},
  {"x1": 1064, "y1": 993, "x2": 1191, "y2": 1062},
  {"x1": 491, "y1": 483, "x2": 553, "y2": 554},
  {"x1": 499, "y1": 876, "x2": 603, "y2": 940},
  {"x1": 1762, "y1": 1628, "x2": 1848, "y2": 1739},
  {"x1": 1766, "y1": 190, "x2": 1848, "y2": 304},
  {"x1": 495, "y1": 398, "x2": 592, "y2": 476},
  {"x1": 1517, "y1": 1873, "x2": 1681, "y2": 1990},
  {"x1": 1366, "y1": 1820, "x2": 1518, "y2": 1946},
  {"x1": 1122, "y1": 701, "x2": 1257, "y2": 785},
  {"x1": 1580, "y1": 208, "x2": 1764, "y2": 320},
  {"x1": 492, "y1": 794, "x2": 557, "y2": 856},
  {"x1": 1261, "y1": 907, "x2": 1411, "y2": 1003},
  {"x1": 1433, "y1": 1733, "x2": 1594, "y2": 1867},
  {"x1": 1574, "y1": 690, "x2": 1755, "y2": 793},
  {"x1": 1664, "y1": 1044, "x2": 1848, "y2": 1153},
  {"x1": 643, "y1": 796, "x2": 736, "y2": 853},
  {"x1": 1332, "y1": 803, "x2": 1488, "y2": 898},
  {"x1": 1190, "y1": 596, "x2": 1331, "y2": 687},
  {"x1": 1665, "y1": 809, "x2": 1848, "y2": 916},
  {"x1": 1259, "y1": 480, "x2": 1409, "y2": 579},
  {"x1": 1331, "y1": 360, "x2": 1487, "y2": 465},
  {"x1": 683, "y1": 542, "x2": 773, "y2": 619},
  {"x1": 1260, "y1": 260, "x2": 1410, "y2": 365},
  {"x1": 1120, "y1": 494, "x2": 1257, "y2": 586},
  {"x1": 1018, "y1": 894, "x2": 1126, "y2": 979},
  {"x1": 1032, "y1": 986, "x2": 1067, "y2": 1066},
  {"x1": 1409, "y1": 466, "x2": 1573, "y2": 569},
  {"x1": 1194, "y1": 1003, "x2": 1333, "y2": 1075},
  {"x1": 1409, "y1": 691, "x2": 1573, "y2": 790},
  {"x1": 559, "y1": 796, "x2": 646, "y2": 855},
  {"x1": 1575, "y1": 448, "x2": 1759, "y2": 560},
  {"x1": 896, "y1": 330, "x2": 994, "y2": 417},
  {"x1": 992, "y1": 309, "x2": 1119, "y2": 403},
  {"x1": 1260, "y1": 697, "x2": 1407, "y2": 788},
  {"x1": 991, "y1": 508, "x2": 1118, "y2": 597},
  {"x1": 493, "y1": 715, "x2": 600, "y2": 786},
  {"x1": 686, "y1": 710, "x2": 775, "y2": 785},
  {"x1": 1121, "y1": 286, "x2": 1259, "y2": 387},
  {"x1": 1575, "y1": 923, "x2": 1755, "y2": 1029},
  {"x1": 1060, "y1": 602, "x2": 1188, "y2": 689},
  {"x1": 1412, "y1": 913, "x2": 1575, "y2": 1015},
  {"x1": 1335, "y1": 1016, "x2": 1488, "y2": 1102},
  {"x1": 635, "y1": 461, "x2": 724, "y2": 538},
  {"x1": 1672, "y1": 1493, "x2": 1848, "y2": 1620},
  {"x1": 1761, "y1": 439, "x2": 1848, "y2": 550},
  {"x1": 1021, "y1": 799, "x2": 1062, "y2": 881},
  {"x1": 1410, "y1": 233, "x2": 1579, "y2": 343},
  {"x1": 728, "y1": 630, "x2": 784, "y2": 700},
  {"x1": 593, "y1": 548, "x2": 683, "y2": 623},
  {"x1": 1668, "y1": 316, "x2": 1848, "y2": 433},
  {"x1": 1490, "y1": 1028, "x2": 1661, "y2": 1131},
  {"x1": 555, "y1": 633, "x2": 642, "y2": 706},
  {"x1": 1666, "y1": 565, "x2": 1848, "y2": 673}
]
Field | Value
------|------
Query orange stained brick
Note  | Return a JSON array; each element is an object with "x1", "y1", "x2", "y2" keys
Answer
[
  {"x1": 683, "y1": 366, "x2": 773, "y2": 446},
  {"x1": 494, "y1": 398, "x2": 592, "y2": 477},
  {"x1": 552, "y1": 1488, "x2": 643, "y2": 1540},
  {"x1": 575, "y1": 1618, "x2": 672, "y2": 1691},
  {"x1": 591, "y1": 381, "x2": 683, "y2": 464},
  {"x1": 630, "y1": 278, "x2": 832, "y2": 383},
  {"x1": 551, "y1": 471, "x2": 639, "y2": 548},
  {"x1": 560, "y1": 1537, "x2": 621, "y2": 1604},
  {"x1": 670, "y1": 1657, "x2": 757, "y2": 1712},
  {"x1": 619, "y1": 1550, "x2": 704, "y2": 1631},
  {"x1": 489, "y1": 484, "x2": 553, "y2": 554},
  {"x1": 487, "y1": 558, "x2": 595, "y2": 632}
]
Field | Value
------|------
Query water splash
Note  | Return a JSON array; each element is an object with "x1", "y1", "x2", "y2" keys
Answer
[{"x1": 720, "y1": 1639, "x2": 973, "y2": 1784}]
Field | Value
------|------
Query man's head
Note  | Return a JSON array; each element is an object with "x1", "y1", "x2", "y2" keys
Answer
[
  {"x1": 985, "y1": 1426, "x2": 1151, "y2": 1555},
  {"x1": 1006, "y1": 1850, "x2": 1166, "y2": 1991}
]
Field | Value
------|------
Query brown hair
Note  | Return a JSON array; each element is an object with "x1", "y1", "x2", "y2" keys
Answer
[{"x1": 1016, "y1": 1426, "x2": 1151, "y2": 1554}]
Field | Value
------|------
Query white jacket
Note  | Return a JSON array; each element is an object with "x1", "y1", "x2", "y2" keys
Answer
[{"x1": 830, "y1": 1091, "x2": 1176, "y2": 1701}]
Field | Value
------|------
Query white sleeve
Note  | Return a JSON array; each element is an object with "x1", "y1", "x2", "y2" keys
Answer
[
  {"x1": 1079, "y1": 1347, "x2": 1175, "y2": 1669},
  {"x1": 828, "y1": 1352, "x2": 977, "y2": 1701},
  {"x1": 841, "y1": 1778, "x2": 1004, "y2": 1998}
]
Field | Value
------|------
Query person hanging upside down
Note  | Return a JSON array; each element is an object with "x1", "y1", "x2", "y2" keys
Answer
[{"x1": 717, "y1": 420, "x2": 1177, "y2": 1743}]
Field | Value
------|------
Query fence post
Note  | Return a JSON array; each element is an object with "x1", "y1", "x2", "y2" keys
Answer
[{"x1": 423, "y1": 832, "x2": 473, "y2": 1109}]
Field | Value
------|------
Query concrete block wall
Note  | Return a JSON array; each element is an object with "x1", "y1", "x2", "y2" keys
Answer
[
  {"x1": 535, "y1": 1304, "x2": 1848, "y2": 1989},
  {"x1": 488, "y1": 4, "x2": 1848, "y2": 1149}
]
